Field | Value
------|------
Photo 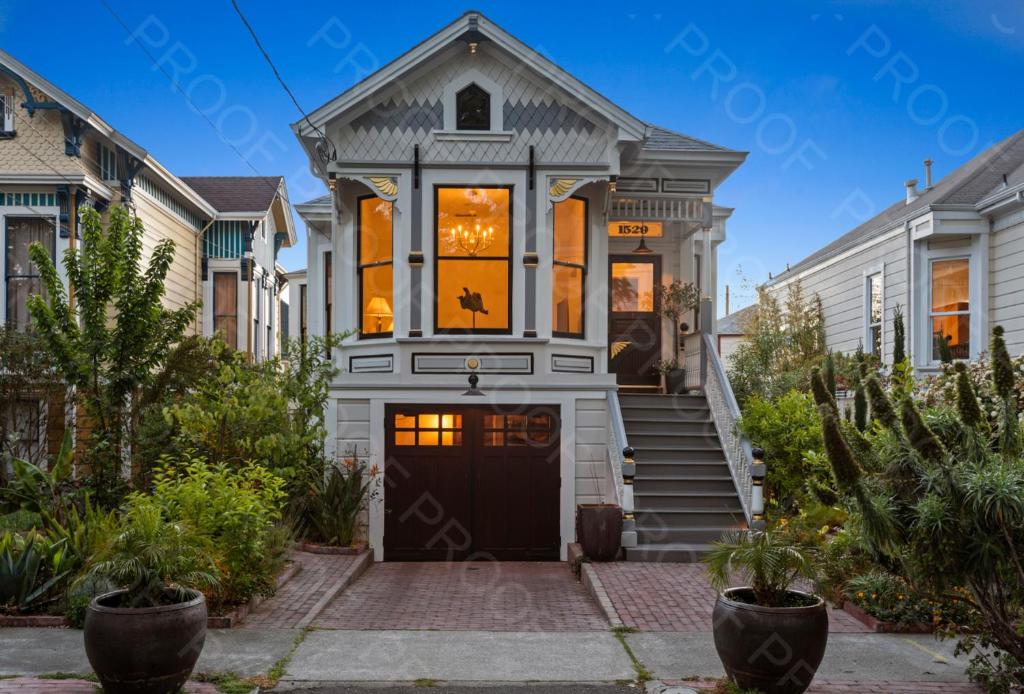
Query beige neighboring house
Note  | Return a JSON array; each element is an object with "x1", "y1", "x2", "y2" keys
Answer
[
  {"x1": 0, "y1": 50, "x2": 293, "y2": 462},
  {"x1": 715, "y1": 303, "x2": 757, "y2": 366},
  {"x1": 767, "y1": 129, "x2": 1024, "y2": 373}
]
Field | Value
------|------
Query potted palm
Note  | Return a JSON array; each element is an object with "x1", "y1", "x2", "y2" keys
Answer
[
  {"x1": 656, "y1": 281, "x2": 700, "y2": 394},
  {"x1": 82, "y1": 500, "x2": 218, "y2": 694},
  {"x1": 705, "y1": 528, "x2": 828, "y2": 694}
]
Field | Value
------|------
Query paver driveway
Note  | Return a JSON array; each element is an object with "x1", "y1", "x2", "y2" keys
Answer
[{"x1": 314, "y1": 561, "x2": 608, "y2": 631}]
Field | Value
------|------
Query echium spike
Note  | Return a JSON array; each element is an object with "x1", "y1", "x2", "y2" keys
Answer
[
  {"x1": 854, "y1": 381, "x2": 868, "y2": 432},
  {"x1": 811, "y1": 367, "x2": 837, "y2": 413},
  {"x1": 954, "y1": 362, "x2": 984, "y2": 428},
  {"x1": 819, "y1": 403, "x2": 862, "y2": 492},
  {"x1": 991, "y1": 326, "x2": 1015, "y2": 402},
  {"x1": 899, "y1": 397, "x2": 945, "y2": 463},
  {"x1": 865, "y1": 374, "x2": 900, "y2": 432}
]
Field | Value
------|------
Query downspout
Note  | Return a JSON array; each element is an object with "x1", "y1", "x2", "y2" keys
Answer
[{"x1": 196, "y1": 218, "x2": 216, "y2": 335}]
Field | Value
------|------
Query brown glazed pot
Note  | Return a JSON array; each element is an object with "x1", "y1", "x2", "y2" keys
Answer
[
  {"x1": 84, "y1": 588, "x2": 207, "y2": 694},
  {"x1": 712, "y1": 587, "x2": 829, "y2": 694},
  {"x1": 576, "y1": 504, "x2": 622, "y2": 561}
]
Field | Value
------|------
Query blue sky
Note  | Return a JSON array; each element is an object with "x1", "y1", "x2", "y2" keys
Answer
[{"x1": 3, "y1": 1, "x2": 1022, "y2": 313}]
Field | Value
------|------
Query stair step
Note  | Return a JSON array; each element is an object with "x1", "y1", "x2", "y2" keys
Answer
[
  {"x1": 633, "y1": 448, "x2": 723, "y2": 463},
  {"x1": 634, "y1": 475, "x2": 738, "y2": 494},
  {"x1": 634, "y1": 491, "x2": 742, "y2": 511},
  {"x1": 625, "y1": 543, "x2": 715, "y2": 563},
  {"x1": 632, "y1": 461, "x2": 732, "y2": 476},
  {"x1": 635, "y1": 508, "x2": 746, "y2": 527},
  {"x1": 622, "y1": 419, "x2": 715, "y2": 435},
  {"x1": 636, "y1": 526, "x2": 734, "y2": 544},
  {"x1": 622, "y1": 407, "x2": 711, "y2": 420},
  {"x1": 629, "y1": 432, "x2": 721, "y2": 448},
  {"x1": 619, "y1": 393, "x2": 707, "y2": 407}
]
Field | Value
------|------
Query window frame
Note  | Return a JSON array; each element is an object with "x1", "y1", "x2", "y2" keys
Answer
[
  {"x1": 433, "y1": 184, "x2": 514, "y2": 335},
  {"x1": 299, "y1": 283, "x2": 307, "y2": 344},
  {"x1": 552, "y1": 195, "x2": 588, "y2": 339},
  {"x1": 324, "y1": 250, "x2": 333, "y2": 338},
  {"x1": 864, "y1": 270, "x2": 883, "y2": 357},
  {"x1": 1, "y1": 92, "x2": 14, "y2": 134},
  {"x1": 928, "y1": 256, "x2": 971, "y2": 362},
  {"x1": 4, "y1": 216, "x2": 55, "y2": 329},
  {"x1": 212, "y1": 271, "x2": 239, "y2": 349},
  {"x1": 357, "y1": 194, "x2": 394, "y2": 340},
  {"x1": 455, "y1": 83, "x2": 490, "y2": 131}
]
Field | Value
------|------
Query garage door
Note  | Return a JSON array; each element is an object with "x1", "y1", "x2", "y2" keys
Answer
[{"x1": 384, "y1": 404, "x2": 561, "y2": 561}]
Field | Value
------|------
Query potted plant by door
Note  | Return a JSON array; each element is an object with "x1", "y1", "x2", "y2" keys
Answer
[
  {"x1": 576, "y1": 459, "x2": 622, "y2": 561},
  {"x1": 82, "y1": 500, "x2": 218, "y2": 694},
  {"x1": 656, "y1": 281, "x2": 700, "y2": 394},
  {"x1": 705, "y1": 528, "x2": 827, "y2": 694}
]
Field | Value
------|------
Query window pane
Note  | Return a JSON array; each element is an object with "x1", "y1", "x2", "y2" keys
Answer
[
  {"x1": 359, "y1": 197, "x2": 393, "y2": 264},
  {"x1": 395, "y1": 431, "x2": 416, "y2": 446},
  {"x1": 5, "y1": 277, "x2": 40, "y2": 330},
  {"x1": 870, "y1": 325, "x2": 881, "y2": 357},
  {"x1": 931, "y1": 259, "x2": 968, "y2": 313},
  {"x1": 418, "y1": 430, "x2": 439, "y2": 446},
  {"x1": 484, "y1": 415, "x2": 503, "y2": 429},
  {"x1": 611, "y1": 262, "x2": 655, "y2": 312},
  {"x1": 553, "y1": 265, "x2": 583, "y2": 335},
  {"x1": 507, "y1": 415, "x2": 527, "y2": 429},
  {"x1": 933, "y1": 315, "x2": 970, "y2": 360},
  {"x1": 418, "y1": 414, "x2": 440, "y2": 429},
  {"x1": 5, "y1": 218, "x2": 54, "y2": 277},
  {"x1": 437, "y1": 188, "x2": 509, "y2": 258},
  {"x1": 869, "y1": 274, "x2": 882, "y2": 324},
  {"x1": 554, "y1": 198, "x2": 585, "y2": 265},
  {"x1": 436, "y1": 259, "x2": 509, "y2": 330},
  {"x1": 395, "y1": 414, "x2": 416, "y2": 428},
  {"x1": 483, "y1": 431, "x2": 504, "y2": 446},
  {"x1": 361, "y1": 264, "x2": 393, "y2": 334},
  {"x1": 456, "y1": 84, "x2": 489, "y2": 130},
  {"x1": 441, "y1": 414, "x2": 461, "y2": 429}
]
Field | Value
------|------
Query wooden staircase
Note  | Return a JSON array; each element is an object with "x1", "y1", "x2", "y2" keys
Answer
[{"x1": 620, "y1": 393, "x2": 747, "y2": 562}]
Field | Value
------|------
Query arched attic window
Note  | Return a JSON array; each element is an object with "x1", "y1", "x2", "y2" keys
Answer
[{"x1": 456, "y1": 83, "x2": 490, "y2": 131}]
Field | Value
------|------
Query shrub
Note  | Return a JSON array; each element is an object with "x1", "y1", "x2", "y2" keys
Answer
[
  {"x1": 302, "y1": 457, "x2": 379, "y2": 547},
  {"x1": 846, "y1": 571, "x2": 974, "y2": 628},
  {"x1": 739, "y1": 390, "x2": 824, "y2": 509},
  {"x1": 148, "y1": 454, "x2": 286, "y2": 609},
  {"x1": 0, "y1": 530, "x2": 73, "y2": 613}
]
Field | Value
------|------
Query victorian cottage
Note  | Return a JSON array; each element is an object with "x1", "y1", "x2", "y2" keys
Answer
[{"x1": 292, "y1": 12, "x2": 760, "y2": 562}]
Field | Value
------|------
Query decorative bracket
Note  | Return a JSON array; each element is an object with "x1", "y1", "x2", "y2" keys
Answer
[
  {"x1": 117, "y1": 149, "x2": 144, "y2": 203},
  {"x1": 332, "y1": 173, "x2": 400, "y2": 204},
  {"x1": 60, "y1": 111, "x2": 86, "y2": 157},
  {"x1": 547, "y1": 175, "x2": 607, "y2": 207}
]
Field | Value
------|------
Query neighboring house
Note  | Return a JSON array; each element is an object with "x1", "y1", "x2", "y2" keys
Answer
[
  {"x1": 767, "y1": 130, "x2": 1024, "y2": 373},
  {"x1": 181, "y1": 176, "x2": 296, "y2": 361},
  {"x1": 280, "y1": 268, "x2": 307, "y2": 349},
  {"x1": 0, "y1": 50, "x2": 293, "y2": 461},
  {"x1": 291, "y1": 12, "x2": 754, "y2": 562},
  {"x1": 716, "y1": 303, "x2": 757, "y2": 366}
]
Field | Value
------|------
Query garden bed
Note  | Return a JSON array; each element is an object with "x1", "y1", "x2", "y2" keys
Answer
[
  {"x1": 296, "y1": 542, "x2": 367, "y2": 556},
  {"x1": 842, "y1": 599, "x2": 935, "y2": 634},
  {"x1": 0, "y1": 614, "x2": 70, "y2": 627},
  {"x1": 206, "y1": 560, "x2": 303, "y2": 629}
]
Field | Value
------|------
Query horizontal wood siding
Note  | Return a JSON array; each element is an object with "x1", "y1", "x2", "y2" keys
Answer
[
  {"x1": 575, "y1": 398, "x2": 612, "y2": 505},
  {"x1": 990, "y1": 210, "x2": 1024, "y2": 355},
  {"x1": 337, "y1": 399, "x2": 371, "y2": 461}
]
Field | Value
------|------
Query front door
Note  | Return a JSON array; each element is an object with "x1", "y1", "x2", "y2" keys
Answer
[
  {"x1": 384, "y1": 404, "x2": 561, "y2": 561},
  {"x1": 608, "y1": 256, "x2": 661, "y2": 386}
]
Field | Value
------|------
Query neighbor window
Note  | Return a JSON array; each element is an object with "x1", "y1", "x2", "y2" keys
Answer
[
  {"x1": 358, "y1": 196, "x2": 394, "y2": 337},
  {"x1": 213, "y1": 272, "x2": 238, "y2": 349},
  {"x1": 930, "y1": 258, "x2": 969, "y2": 360},
  {"x1": 1, "y1": 92, "x2": 13, "y2": 133},
  {"x1": 866, "y1": 273, "x2": 882, "y2": 356},
  {"x1": 455, "y1": 83, "x2": 489, "y2": 130},
  {"x1": 299, "y1": 283, "x2": 307, "y2": 344},
  {"x1": 553, "y1": 197, "x2": 586, "y2": 337},
  {"x1": 5, "y1": 217, "x2": 54, "y2": 330},
  {"x1": 435, "y1": 187, "x2": 511, "y2": 333},
  {"x1": 324, "y1": 251, "x2": 333, "y2": 337}
]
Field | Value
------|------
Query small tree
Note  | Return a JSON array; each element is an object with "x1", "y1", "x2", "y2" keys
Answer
[
  {"x1": 27, "y1": 206, "x2": 198, "y2": 500},
  {"x1": 0, "y1": 327, "x2": 62, "y2": 472},
  {"x1": 655, "y1": 280, "x2": 700, "y2": 367}
]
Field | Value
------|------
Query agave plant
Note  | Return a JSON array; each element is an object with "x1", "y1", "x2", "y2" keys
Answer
[
  {"x1": 0, "y1": 531, "x2": 71, "y2": 612},
  {"x1": 705, "y1": 528, "x2": 819, "y2": 607}
]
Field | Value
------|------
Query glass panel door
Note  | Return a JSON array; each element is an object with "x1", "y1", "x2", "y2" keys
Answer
[{"x1": 608, "y1": 256, "x2": 661, "y2": 386}]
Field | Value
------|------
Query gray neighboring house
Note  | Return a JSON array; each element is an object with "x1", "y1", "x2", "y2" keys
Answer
[
  {"x1": 716, "y1": 303, "x2": 758, "y2": 366},
  {"x1": 767, "y1": 129, "x2": 1024, "y2": 373}
]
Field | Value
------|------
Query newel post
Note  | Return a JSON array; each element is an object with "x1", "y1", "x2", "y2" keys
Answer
[
  {"x1": 749, "y1": 446, "x2": 766, "y2": 530},
  {"x1": 621, "y1": 446, "x2": 635, "y2": 516}
]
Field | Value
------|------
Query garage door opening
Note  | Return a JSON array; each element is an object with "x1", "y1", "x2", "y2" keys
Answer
[{"x1": 384, "y1": 404, "x2": 561, "y2": 561}]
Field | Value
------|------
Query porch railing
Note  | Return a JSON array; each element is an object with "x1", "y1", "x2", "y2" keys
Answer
[
  {"x1": 606, "y1": 388, "x2": 636, "y2": 547},
  {"x1": 681, "y1": 331, "x2": 765, "y2": 528}
]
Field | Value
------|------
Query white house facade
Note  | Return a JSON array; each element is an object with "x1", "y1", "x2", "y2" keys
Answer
[
  {"x1": 293, "y1": 12, "x2": 756, "y2": 562},
  {"x1": 767, "y1": 130, "x2": 1024, "y2": 373}
]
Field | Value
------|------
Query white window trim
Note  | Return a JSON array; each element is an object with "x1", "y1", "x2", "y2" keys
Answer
[
  {"x1": 1, "y1": 92, "x2": 14, "y2": 133},
  {"x1": 927, "y1": 255, "x2": 971, "y2": 363},
  {"x1": 863, "y1": 265, "x2": 884, "y2": 358},
  {"x1": 440, "y1": 68, "x2": 503, "y2": 132}
]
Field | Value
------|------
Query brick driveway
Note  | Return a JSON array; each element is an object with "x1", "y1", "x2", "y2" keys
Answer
[
  {"x1": 314, "y1": 562, "x2": 608, "y2": 631},
  {"x1": 241, "y1": 550, "x2": 363, "y2": 629},
  {"x1": 591, "y1": 562, "x2": 869, "y2": 633},
  {"x1": 679, "y1": 679, "x2": 980, "y2": 692}
]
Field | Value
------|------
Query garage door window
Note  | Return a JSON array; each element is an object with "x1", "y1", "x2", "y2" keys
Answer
[
  {"x1": 483, "y1": 413, "x2": 555, "y2": 446},
  {"x1": 394, "y1": 412, "x2": 463, "y2": 446}
]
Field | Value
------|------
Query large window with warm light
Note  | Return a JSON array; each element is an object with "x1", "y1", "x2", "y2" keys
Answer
[
  {"x1": 553, "y1": 197, "x2": 587, "y2": 337},
  {"x1": 930, "y1": 258, "x2": 969, "y2": 360},
  {"x1": 358, "y1": 196, "x2": 394, "y2": 337},
  {"x1": 435, "y1": 186, "x2": 511, "y2": 333}
]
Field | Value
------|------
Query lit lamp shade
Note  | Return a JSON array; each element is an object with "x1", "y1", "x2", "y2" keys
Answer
[{"x1": 366, "y1": 296, "x2": 393, "y2": 333}]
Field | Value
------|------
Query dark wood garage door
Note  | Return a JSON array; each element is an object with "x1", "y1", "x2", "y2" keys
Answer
[{"x1": 384, "y1": 404, "x2": 561, "y2": 561}]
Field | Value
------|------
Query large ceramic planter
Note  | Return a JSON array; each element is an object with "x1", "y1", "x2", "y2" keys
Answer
[
  {"x1": 665, "y1": 368, "x2": 687, "y2": 394},
  {"x1": 576, "y1": 504, "x2": 622, "y2": 561},
  {"x1": 712, "y1": 587, "x2": 828, "y2": 694},
  {"x1": 84, "y1": 588, "x2": 207, "y2": 694}
]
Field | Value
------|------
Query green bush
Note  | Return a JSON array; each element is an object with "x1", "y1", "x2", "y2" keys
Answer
[
  {"x1": 739, "y1": 390, "x2": 824, "y2": 509},
  {"x1": 846, "y1": 571, "x2": 974, "y2": 628},
  {"x1": 0, "y1": 530, "x2": 74, "y2": 613},
  {"x1": 302, "y1": 458, "x2": 378, "y2": 547},
  {"x1": 148, "y1": 453, "x2": 286, "y2": 609}
]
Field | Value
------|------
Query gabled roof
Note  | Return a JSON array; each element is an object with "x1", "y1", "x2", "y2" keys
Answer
[
  {"x1": 0, "y1": 49, "x2": 217, "y2": 220},
  {"x1": 180, "y1": 176, "x2": 283, "y2": 214},
  {"x1": 642, "y1": 125, "x2": 733, "y2": 153},
  {"x1": 717, "y1": 303, "x2": 758, "y2": 335},
  {"x1": 770, "y1": 129, "x2": 1024, "y2": 284},
  {"x1": 296, "y1": 11, "x2": 648, "y2": 140}
]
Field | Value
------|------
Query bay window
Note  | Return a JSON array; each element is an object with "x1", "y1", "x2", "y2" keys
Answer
[
  {"x1": 5, "y1": 217, "x2": 54, "y2": 330},
  {"x1": 930, "y1": 258, "x2": 969, "y2": 360},
  {"x1": 358, "y1": 196, "x2": 394, "y2": 337},
  {"x1": 552, "y1": 197, "x2": 587, "y2": 337},
  {"x1": 435, "y1": 186, "x2": 511, "y2": 333}
]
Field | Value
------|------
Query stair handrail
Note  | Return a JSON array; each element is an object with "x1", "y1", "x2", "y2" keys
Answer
[
  {"x1": 698, "y1": 332, "x2": 766, "y2": 529},
  {"x1": 606, "y1": 388, "x2": 633, "y2": 522}
]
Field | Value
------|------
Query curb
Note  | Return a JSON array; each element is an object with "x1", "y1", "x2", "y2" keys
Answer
[
  {"x1": 580, "y1": 562, "x2": 624, "y2": 628},
  {"x1": 295, "y1": 549, "x2": 372, "y2": 629}
]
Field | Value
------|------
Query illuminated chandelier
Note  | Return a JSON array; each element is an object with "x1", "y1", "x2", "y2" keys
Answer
[{"x1": 450, "y1": 222, "x2": 495, "y2": 256}]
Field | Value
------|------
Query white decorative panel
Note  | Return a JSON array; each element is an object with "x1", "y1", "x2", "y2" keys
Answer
[
  {"x1": 551, "y1": 354, "x2": 594, "y2": 373},
  {"x1": 412, "y1": 352, "x2": 533, "y2": 374},
  {"x1": 349, "y1": 354, "x2": 394, "y2": 373}
]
